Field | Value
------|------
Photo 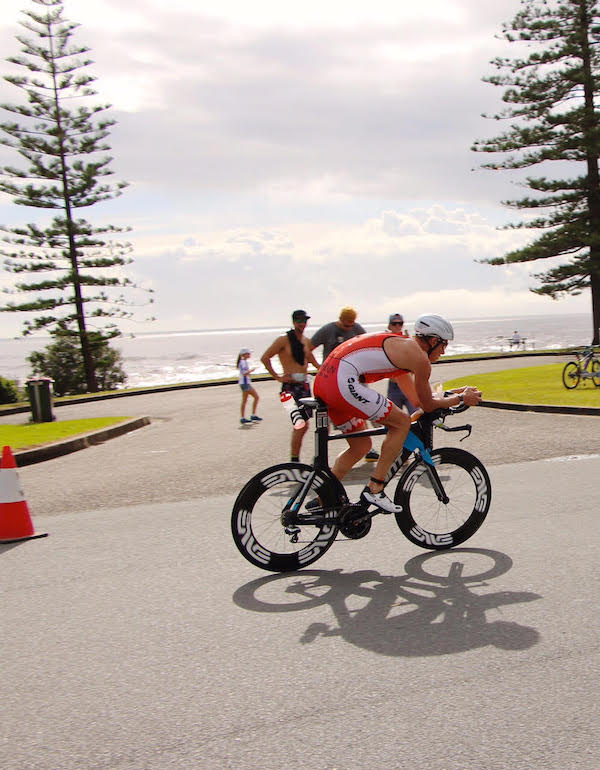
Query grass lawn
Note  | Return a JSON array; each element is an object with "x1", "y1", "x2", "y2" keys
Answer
[
  {"x1": 444, "y1": 363, "x2": 600, "y2": 407},
  {"x1": 0, "y1": 417, "x2": 134, "y2": 451}
]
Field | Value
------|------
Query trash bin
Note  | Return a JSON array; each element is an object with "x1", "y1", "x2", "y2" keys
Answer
[{"x1": 26, "y1": 376, "x2": 55, "y2": 423}]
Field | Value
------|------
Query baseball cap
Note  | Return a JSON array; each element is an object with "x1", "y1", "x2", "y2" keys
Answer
[
  {"x1": 239, "y1": 348, "x2": 251, "y2": 355},
  {"x1": 389, "y1": 313, "x2": 404, "y2": 324},
  {"x1": 292, "y1": 309, "x2": 310, "y2": 321}
]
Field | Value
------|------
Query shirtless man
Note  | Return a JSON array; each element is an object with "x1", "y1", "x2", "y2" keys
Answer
[
  {"x1": 261, "y1": 309, "x2": 320, "y2": 462},
  {"x1": 313, "y1": 313, "x2": 482, "y2": 513}
]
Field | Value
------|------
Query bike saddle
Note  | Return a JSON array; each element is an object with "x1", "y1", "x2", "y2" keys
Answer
[{"x1": 298, "y1": 397, "x2": 323, "y2": 409}]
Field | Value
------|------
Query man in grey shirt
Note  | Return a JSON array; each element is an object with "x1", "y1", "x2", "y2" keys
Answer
[
  {"x1": 309, "y1": 306, "x2": 366, "y2": 362},
  {"x1": 310, "y1": 306, "x2": 379, "y2": 461}
]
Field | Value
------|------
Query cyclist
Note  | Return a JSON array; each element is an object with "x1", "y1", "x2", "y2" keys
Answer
[{"x1": 313, "y1": 313, "x2": 482, "y2": 513}]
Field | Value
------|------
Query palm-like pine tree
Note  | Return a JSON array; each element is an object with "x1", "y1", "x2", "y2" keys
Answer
[
  {"x1": 473, "y1": 0, "x2": 600, "y2": 344},
  {"x1": 0, "y1": 0, "x2": 153, "y2": 391}
]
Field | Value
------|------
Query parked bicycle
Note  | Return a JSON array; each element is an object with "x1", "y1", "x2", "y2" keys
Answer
[
  {"x1": 231, "y1": 396, "x2": 492, "y2": 572},
  {"x1": 562, "y1": 346, "x2": 600, "y2": 389}
]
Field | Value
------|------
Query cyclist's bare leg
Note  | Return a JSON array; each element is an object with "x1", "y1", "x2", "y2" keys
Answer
[
  {"x1": 368, "y1": 405, "x2": 411, "y2": 492},
  {"x1": 331, "y1": 436, "x2": 372, "y2": 480}
]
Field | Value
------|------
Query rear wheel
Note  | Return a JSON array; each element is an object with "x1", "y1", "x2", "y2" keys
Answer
[
  {"x1": 562, "y1": 361, "x2": 580, "y2": 389},
  {"x1": 393, "y1": 448, "x2": 491, "y2": 550},
  {"x1": 231, "y1": 463, "x2": 341, "y2": 572}
]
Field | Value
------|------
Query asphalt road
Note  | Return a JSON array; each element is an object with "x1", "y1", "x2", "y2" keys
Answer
[
  {"x1": 2, "y1": 356, "x2": 600, "y2": 768},
  {"x1": 2, "y1": 456, "x2": 600, "y2": 769}
]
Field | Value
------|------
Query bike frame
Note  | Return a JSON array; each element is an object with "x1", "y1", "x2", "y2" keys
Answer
[
  {"x1": 282, "y1": 399, "x2": 449, "y2": 518},
  {"x1": 579, "y1": 347, "x2": 598, "y2": 374}
]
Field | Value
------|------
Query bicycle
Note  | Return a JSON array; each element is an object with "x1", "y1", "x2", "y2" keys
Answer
[
  {"x1": 561, "y1": 346, "x2": 600, "y2": 389},
  {"x1": 231, "y1": 396, "x2": 492, "y2": 573}
]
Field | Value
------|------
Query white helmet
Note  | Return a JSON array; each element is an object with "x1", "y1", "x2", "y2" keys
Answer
[{"x1": 414, "y1": 314, "x2": 454, "y2": 342}]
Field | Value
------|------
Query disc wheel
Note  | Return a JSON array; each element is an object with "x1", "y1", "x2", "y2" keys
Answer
[
  {"x1": 562, "y1": 361, "x2": 580, "y2": 389},
  {"x1": 393, "y1": 447, "x2": 491, "y2": 550},
  {"x1": 231, "y1": 463, "x2": 341, "y2": 572}
]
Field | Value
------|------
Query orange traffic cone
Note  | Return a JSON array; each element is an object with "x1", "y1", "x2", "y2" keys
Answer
[{"x1": 0, "y1": 446, "x2": 48, "y2": 543}]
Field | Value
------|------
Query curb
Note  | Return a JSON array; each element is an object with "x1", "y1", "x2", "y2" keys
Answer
[
  {"x1": 480, "y1": 400, "x2": 600, "y2": 416},
  {"x1": 13, "y1": 416, "x2": 151, "y2": 467}
]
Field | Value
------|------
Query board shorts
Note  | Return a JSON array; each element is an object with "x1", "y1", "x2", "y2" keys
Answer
[
  {"x1": 314, "y1": 358, "x2": 392, "y2": 434},
  {"x1": 280, "y1": 379, "x2": 313, "y2": 418}
]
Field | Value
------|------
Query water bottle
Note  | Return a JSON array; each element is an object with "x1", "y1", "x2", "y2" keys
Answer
[{"x1": 280, "y1": 391, "x2": 306, "y2": 430}]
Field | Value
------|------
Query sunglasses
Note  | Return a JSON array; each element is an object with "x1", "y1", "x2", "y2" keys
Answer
[{"x1": 389, "y1": 321, "x2": 404, "y2": 327}]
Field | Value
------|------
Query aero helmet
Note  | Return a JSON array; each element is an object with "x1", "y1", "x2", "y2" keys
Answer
[{"x1": 414, "y1": 314, "x2": 454, "y2": 342}]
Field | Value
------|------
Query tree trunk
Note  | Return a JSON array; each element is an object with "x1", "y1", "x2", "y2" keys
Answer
[
  {"x1": 578, "y1": 0, "x2": 600, "y2": 345},
  {"x1": 591, "y1": 270, "x2": 600, "y2": 344}
]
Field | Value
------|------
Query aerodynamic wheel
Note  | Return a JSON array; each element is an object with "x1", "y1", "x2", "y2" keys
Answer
[
  {"x1": 393, "y1": 447, "x2": 491, "y2": 550},
  {"x1": 231, "y1": 463, "x2": 341, "y2": 572}
]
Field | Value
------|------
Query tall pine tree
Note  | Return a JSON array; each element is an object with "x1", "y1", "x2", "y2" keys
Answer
[
  {"x1": 473, "y1": 0, "x2": 600, "y2": 344},
  {"x1": 0, "y1": 0, "x2": 153, "y2": 391}
]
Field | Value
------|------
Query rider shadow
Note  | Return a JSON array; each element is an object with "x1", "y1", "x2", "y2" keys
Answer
[{"x1": 232, "y1": 549, "x2": 541, "y2": 657}]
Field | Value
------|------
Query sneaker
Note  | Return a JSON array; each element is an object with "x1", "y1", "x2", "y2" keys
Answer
[
  {"x1": 250, "y1": 415, "x2": 263, "y2": 422},
  {"x1": 365, "y1": 450, "x2": 380, "y2": 462},
  {"x1": 360, "y1": 486, "x2": 402, "y2": 514},
  {"x1": 240, "y1": 417, "x2": 251, "y2": 424}
]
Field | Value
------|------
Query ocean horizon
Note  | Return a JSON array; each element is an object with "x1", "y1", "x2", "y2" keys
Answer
[{"x1": 0, "y1": 311, "x2": 595, "y2": 389}]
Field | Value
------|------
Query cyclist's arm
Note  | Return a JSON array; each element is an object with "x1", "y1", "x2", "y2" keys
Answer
[{"x1": 413, "y1": 359, "x2": 481, "y2": 411}]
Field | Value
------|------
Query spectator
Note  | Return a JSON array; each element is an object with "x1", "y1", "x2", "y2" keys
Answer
[
  {"x1": 309, "y1": 306, "x2": 366, "y2": 362},
  {"x1": 310, "y1": 306, "x2": 379, "y2": 462},
  {"x1": 236, "y1": 348, "x2": 261, "y2": 425},
  {"x1": 386, "y1": 313, "x2": 417, "y2": 414},
  {"x1": 510, "y1": 331, "x2": 522, "y2": 350},
  {"x1": 261, "y1": 310, "x2": 320, "y2": 462}
]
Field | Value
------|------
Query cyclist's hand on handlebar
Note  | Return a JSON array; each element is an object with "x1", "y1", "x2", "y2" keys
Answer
[{"x1": 461, "y1": 386, "x2": 482, "y2": 406}]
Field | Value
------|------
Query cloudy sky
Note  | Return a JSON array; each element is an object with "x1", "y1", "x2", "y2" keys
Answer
[{"x1": 0, "y1": 0, "x2": 591, "y2": 335}]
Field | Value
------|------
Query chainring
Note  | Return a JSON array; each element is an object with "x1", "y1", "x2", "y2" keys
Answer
[{"x1": 338, "y1": 504, "x2": 372, "y2": 540}]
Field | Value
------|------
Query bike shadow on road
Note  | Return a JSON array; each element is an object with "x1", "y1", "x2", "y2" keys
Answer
[{"x1": 232, "y1": 548, "x2": 542, "y2": 657}]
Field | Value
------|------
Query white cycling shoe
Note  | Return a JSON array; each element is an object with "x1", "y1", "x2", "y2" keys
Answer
[{"x1": 360, "y1": 486, "x2": 402, "y2": 514}]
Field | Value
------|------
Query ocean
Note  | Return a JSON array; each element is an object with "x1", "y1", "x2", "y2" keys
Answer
[{"x1": 0, "y1": 312, "x2": 595, "y2": 389}]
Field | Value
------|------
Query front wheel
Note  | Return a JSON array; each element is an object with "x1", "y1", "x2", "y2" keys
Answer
[
  {"x1": 592, "y1": 359, "x2": 600, "y2": 387},
  {"x1": 562, "y1": 361, "x2": 580, "y2": 389},
  {"x1": 231, "y1": 463, "x2": 342, "y2": 572},
  {"x1": 393, "y1": 447, "x2": 491, "y2": 550}
]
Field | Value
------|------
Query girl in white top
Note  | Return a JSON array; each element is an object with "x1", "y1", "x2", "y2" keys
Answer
[{"x1": 237, "y1": 348, "x2": 262, "y2": 424}]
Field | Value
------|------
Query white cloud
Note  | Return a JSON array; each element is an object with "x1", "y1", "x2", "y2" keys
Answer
[{"x1": 0, "y1": 0, "x2": 591, "y2": 339}]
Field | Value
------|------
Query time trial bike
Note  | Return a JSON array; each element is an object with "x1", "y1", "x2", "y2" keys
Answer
[{"x1": 231, "y1": 396, "x2": 492, "y2": 573}]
